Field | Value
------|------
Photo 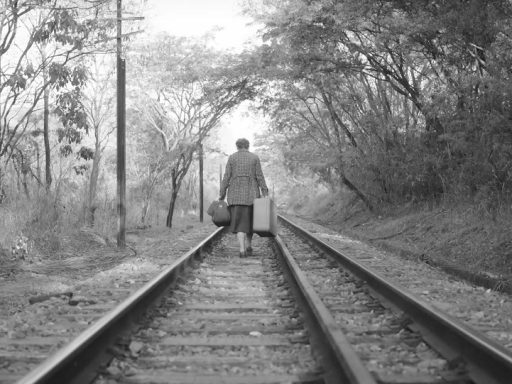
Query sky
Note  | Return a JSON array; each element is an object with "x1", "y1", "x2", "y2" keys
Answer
[
  {"x1": 143, "y1": 0, "x2": 261, "y2": 51},
  {"x1": 140, "y1": 0, "x2": 265, "y2": 153}
]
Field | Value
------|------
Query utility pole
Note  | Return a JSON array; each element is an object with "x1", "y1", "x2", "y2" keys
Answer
[
  {"x1": 199, "y1": 143, "x2": 203, "y2": 222},
  {"x1": 42, "y1": 46, "x2": 51, "y2": 190},
  {"x1": 219, "y1": 164, "x2": 222, "y2": 188},
  {"x1": 0, "y1": 5, "x2": 3, "y2": 141},
  {"x1": 0, "y1": 5, "x2": 5, "y2": 200},
  {"x1": 117, "y1": 0, "x2": 126, "y2": 247}
]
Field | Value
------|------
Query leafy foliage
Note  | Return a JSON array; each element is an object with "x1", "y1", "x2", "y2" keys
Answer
[
  {"x1": 55, "y1": 85, "x2": 89, "y2": 150},
  {"x1": 129, "y1": 34, "x2": 256, "y2": 227},
  {"x1": 246, "y1": 0, "x2": 512, "y2": 208},
  {"x1": 0, "y1": 0, "x2": 114, "y2": 195}
]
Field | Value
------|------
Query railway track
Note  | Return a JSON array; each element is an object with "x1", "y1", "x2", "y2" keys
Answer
[
  {"x1": 278, "y1": 216, "x2": 512, "y2": 384},
  {"x1": 94, "y1": 235, "x2": 326, "y2": 384},
  {"x1": 10, "y1": 216, "x2": 512, "y2": 384}
]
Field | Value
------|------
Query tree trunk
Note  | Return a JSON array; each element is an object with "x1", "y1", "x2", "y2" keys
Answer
[
  {"x1": 425, "y1": 115, "x2": 444, "y2": 145},
  {"x1": 86, "y1": 141, "x2": 101, "y2": 226},
  {"x1": 141, "y1": 175, "x2": 159, "y2": 226},
  {"x1": 36, "y1": 143, "x2": 41, "y2": 185},
  {"x1": 15, "y1": 165, "x2": 20, "y2": 194},
  {"x1": 165, "y1": 155, "x2": 195, "y2": 228},
  {"x1": 43, "y1": 68, "x2": 51, "y2": 189},
  {"x1": 141, "y1": 198, "x2": 151, "y2": 225},
  {"x1": 321, "y1": 90, "x2": 358, "y2": 148},
  {"x1": 166, "y1": 190, "x2": 178, "y2": 228},
  {"x1": 141, "y1": 182, "x2": 155, "y2": 226},
  {"x1": 339, "y1": 172, "x2": 374, "y2": 212},
  {"x1": 0, "y1": 164, "x2": 5, "y2": 204},
  {"x1": 22, "y1": 171, "x2": 30, "y2": 199}
]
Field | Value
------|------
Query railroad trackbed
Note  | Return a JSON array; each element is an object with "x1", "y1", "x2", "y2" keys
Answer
[
  {"x1": 6, "y1": 216, "x2": 512, "y2": 384},
  {"x1": 94, "y1": 237, "x2": 323, "y2": 384}
]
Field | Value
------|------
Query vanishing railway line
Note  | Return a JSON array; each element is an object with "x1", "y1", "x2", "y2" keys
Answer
[
  {"x1": 93, "y1": 235, "x2": 326, "y2": 384},
  {"x1": 7, "y1": 216, "x2": 512, "y2": 384}
]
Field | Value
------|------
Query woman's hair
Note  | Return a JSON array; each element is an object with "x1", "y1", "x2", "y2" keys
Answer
[{"x1": 236, "y1": 138, "x2": 250, "y2": 149}]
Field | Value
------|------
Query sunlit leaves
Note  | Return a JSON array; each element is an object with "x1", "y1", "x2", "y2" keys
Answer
[
  {"x1": 0, "y1": 0, "x2": 112, "y2": 180},
  {"x1": 54, "y1": 86, "x2": 89, "y2": 163},
  {"x1": 5, "y1": 72, "x2": 27, "y2": 92},
  {"x1": 48, "y1": 64, "x2": 87, "y2": 90},
  {"x1": 33, "y1": 6, "x2": 105, "y2": 50},
  {"x1": 57, "y1": 128, "x2": 81, "y2": 144},
  {"x1": 77, "y1": 146, "x2": 94, "y2": 161},
  {"x1": 73, "y1": 164, "x2": 89, "y2": 175},
  {"x1": 55, "y1": 87, "x2": 88, "y2": 130},
  {"x1": 60, "y1": 144, "x2": 73, "y2": 157}
]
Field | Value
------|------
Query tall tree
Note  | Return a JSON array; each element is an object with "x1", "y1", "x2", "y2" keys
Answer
[
  {"x1": 246, "y1": 0, "x2": 512, "y2": 204},
  {"x1": 0, "y1": 0, "x2": 112, "y2": 198},
  {"x1": 82, "y1": 56, "x2": 116, "y2": 226},
  {"x1": 130, "y1": 35, "x2": 256, "y2": 227}
]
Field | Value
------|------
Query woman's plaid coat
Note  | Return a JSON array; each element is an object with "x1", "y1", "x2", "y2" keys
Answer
[{"x1": 219, "y1": 149, "x2": 268, "y2": 206}]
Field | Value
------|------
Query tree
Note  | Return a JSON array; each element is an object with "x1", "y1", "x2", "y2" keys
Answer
[
  {"x1": 245, "y1": 0, "x2": 512, "y2": 205},
  {"x1": 260, "y1": 76, "x2": 376, "y2": 210},
  {"x1": 81, "y1": 56, "x2": 116, "y2": 226},
  {"x1": 0, "y1": 0, "x2": 113, "y2": 198},
  {"x1": 130, "y1": 34, "x2": 256, "y2": 228}
]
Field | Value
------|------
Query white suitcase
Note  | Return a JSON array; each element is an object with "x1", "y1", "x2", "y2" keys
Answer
[{"x1": 253, "y1": 197, "x2": 278, "y2": 237}]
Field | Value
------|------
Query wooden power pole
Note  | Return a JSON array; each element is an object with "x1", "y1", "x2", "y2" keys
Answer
[
  {"x1": 117, "y1": 0, "x2": 126, "y2": 247},
  {"x1": 219, "y1": 164, "x2": 222, "y2": 188},
  {"x1": 199, "y1": 143, "x2": 203, "y2": 222}
]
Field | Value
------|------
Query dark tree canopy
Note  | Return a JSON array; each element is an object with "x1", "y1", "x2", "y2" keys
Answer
[{"x1": 246, "y1": 0, "x2": 512, "y2": 207}]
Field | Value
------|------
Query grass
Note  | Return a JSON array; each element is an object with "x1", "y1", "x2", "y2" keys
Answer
[
  {"x1": 0, "y1": 191, "x2": 108, "y2": 261},
  {"x1": 0, "y1": 199, "x2": 33, "y2": 255},
  {"x1": 3, "y1": 183, "x2": 510, "y2": 280},
  {"x1": 0, "y1": 188, "x2": 198, "y2": 263},
  {"x1": 296, "y1": 190, "x2": 512, "y2": 279}
]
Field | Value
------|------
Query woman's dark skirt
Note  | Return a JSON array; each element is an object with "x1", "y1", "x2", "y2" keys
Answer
[{"x1": 229, "y1": 205, "x2": 253, "y2": 234}]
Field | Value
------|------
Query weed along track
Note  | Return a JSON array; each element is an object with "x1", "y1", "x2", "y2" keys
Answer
[{"x1": 14, "y1": 217, "x2": 512, "y2": 384}]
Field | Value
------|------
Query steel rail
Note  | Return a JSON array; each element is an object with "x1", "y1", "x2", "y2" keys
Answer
[
  {"x1": 16, "y1": 226, "x2": 225, "y2": 384},
  {"x1": 274, "y1": 235, "x2": 378, "y2": 384},
  {"x1": 279, "y1": 215, "x2": 512, "y2": 384}
]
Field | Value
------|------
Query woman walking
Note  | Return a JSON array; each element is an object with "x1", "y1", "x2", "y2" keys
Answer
[{"x1": 219, "y1": 138, "x2": 268, "y2": 258}]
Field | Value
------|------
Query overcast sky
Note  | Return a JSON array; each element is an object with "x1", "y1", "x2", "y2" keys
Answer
[{"x1": 142, "y1": 0, "x2": 261, "y2": 51}]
